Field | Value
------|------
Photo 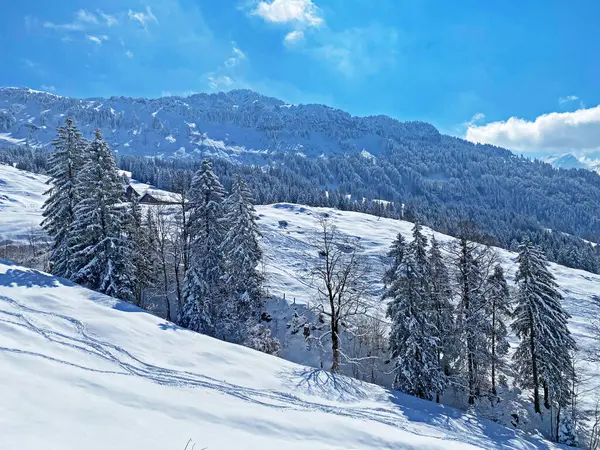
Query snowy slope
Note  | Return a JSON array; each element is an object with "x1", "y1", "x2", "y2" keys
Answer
[
  {"x1": 0, "y1": 87, "x2": 439, "y2": 160},
  {"x1": 1, "y1": 163, "x2": 599, "y2": 447},
  {"x1": 0, "y1": 260, "x2": 567, "y2": 449},
  {"x1": 0, "y1": 164, "x2": 48, "y2": 242}
]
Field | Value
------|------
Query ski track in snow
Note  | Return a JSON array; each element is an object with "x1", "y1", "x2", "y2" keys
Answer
[
  {"x1": 0, "y1": 294, "x2": 467, "y2": 444},
  {"x1": 0, "y1": 279, "x2": 562, "y2": 449}
]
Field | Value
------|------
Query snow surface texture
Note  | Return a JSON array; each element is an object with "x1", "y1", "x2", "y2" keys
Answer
[
  {"x1": 0, "y1": 164, "x2": 48, "y2": 242},
  {"x1": 0, "y1": 259, "x2": 569, "y2": 449},
  {"x1": 0, "y1": 163, "x2": 598, "y2": 448},
  {"x1": 0, "y1": 87, "x2": 438, "y2": 161}
]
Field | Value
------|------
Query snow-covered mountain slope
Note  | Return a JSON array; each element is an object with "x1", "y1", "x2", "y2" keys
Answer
[
  {"x1": 543, "y1": 153, "x2": 600, "y2": 174},
  {"x1": 1, "y1": 163, "x2": 599, "y2": 445},
  {"x1": 0, "y1": 164, "x2": 47, "y2": 242},
  {"x1": 0, "y1": 87, "x2": 439, "y2": 160},
  {"x1": 0, "y1": 259, "x2": 570, "y2": 449}
]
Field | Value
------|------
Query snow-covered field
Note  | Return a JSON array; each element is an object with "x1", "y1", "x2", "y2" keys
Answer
[
  {"x1": 0, "y1": 259, "x2": 569, "y2": 449},
  {"x1": 1, "y1": 162, "x2": 599, "y2": 448},
  {"x1": 0, "y1": 165, "x2": 48, "y2": 242}
]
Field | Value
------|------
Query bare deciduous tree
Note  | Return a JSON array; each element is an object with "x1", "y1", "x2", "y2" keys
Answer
[{"x1": 310, "y1": 217, "x2": 370, "y2": 373}]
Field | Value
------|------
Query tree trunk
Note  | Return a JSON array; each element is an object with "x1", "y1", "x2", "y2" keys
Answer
[
  {"x1": 544, "y1": 380, "x2": 551, "y2": 410},
  {"x1": 491, "y1": 305, "x2": 497, "y2": 396},
  {"x1": 556, "y1": 405, "x2": 561, "y2": 443},
  {"x1": 529, "y1": 311, "x2": 540, "y2": 413},
  {"x1": 331, "y1": 316, "x2": 340, "y2": 373},
  {"x1": 162, "y1": 263, "x2": 171, "y2": 322}
]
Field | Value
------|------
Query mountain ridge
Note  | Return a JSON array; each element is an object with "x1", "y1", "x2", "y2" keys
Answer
[{"x1": 0, "y1": 86, "x2": 440, "y2": 160}]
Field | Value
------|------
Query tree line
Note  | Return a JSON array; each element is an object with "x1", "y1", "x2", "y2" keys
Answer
[
  {"x1": 41, "y1": 118, "x2": 278, "y2": 352},
  {"x1": 383, "y1": 223, "x2": 577, "y2": 444},
  {"x1": 3, "y1": 138, "x2": 600, "y2": 275}
]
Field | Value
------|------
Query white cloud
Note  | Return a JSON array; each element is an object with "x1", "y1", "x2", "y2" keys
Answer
[
  {"x1": 464, "y1": 112, "x2": 485, "y2": 127},
  {"x1": 98, "y1": 11, "x2": 118, "y2": 27},
  {"x1": 284, "y1": 30, "x2": 304, "y2": 44},
  {"x1": 43, "y1": 20, "x2": 86, "y2": 31},
  {"x1": 128, "y1": 6, "x2": 158, "y2": 31},
  {"x1": 224, "y1": 44, "x2": 247, "y2": 67},
  {"x1": 125, "y1": 50, "x2": 134, "y2": 58},
  {"x1": 76, "y1": 9, "x2": 98, "y2": 24},
  {"x1": 465, "y1": 106, "x2": 600, "y2": 154},
  {"x1": 559, "y1": 95, "x2": 579, "y2": 104},
  {"x1": 87, "y1": 35, "x2": 109, "y2": 45},
  {"x1": 207, "y1": 75, "x2": 234, "y2": 89},
  {"x1": 252, "y1": 0, "x2": 324, "y2": 27},
  {"x1": 40, "y1": 84, "x2": 56, "y2": 92}
]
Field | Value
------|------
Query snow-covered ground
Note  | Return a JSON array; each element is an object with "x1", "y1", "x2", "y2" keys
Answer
[
  {"x1": 0, "y1": 164, "x2": 48, "y2": 242},
  {"x1": 0, "y1": 260, "x2": 568, "y2": 449},
  {"x1": 1, "y1": 162, "x2": 599, "y2": 447}
]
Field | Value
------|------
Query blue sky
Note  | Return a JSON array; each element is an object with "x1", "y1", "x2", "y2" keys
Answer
[{"x1": 3, "y1": 0, "x2": 600, "y2": 150}]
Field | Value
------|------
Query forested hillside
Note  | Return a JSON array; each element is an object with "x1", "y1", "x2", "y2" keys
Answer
[{"x1": 1, "y1": 87, "x2": 600, "y2": 274}]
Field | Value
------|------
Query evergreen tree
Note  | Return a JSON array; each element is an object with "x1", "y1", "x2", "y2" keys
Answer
[
  {"x1": 451, "y1": 236, "x2": 494, "y2": 405},
  {"x1": 125, "y1": 195, "x2": 154, "y2": 307},
  {"x1": 385, "y1": 223, "x2": 444, "y2": 400},
  {"x1": 222, "y1": 175, "x2": 264, "y2": 343},
  {"x1": 382, "y1": 233, "x2": 406, "y2": 288},
  {"x1": 69, "y1": 129, "x2": 135, "y2": 300},
  {"x1": 41, "y1": 118, "x2": 86, "y2": 278},
  {"x1": 486, "y1": 265, "x2": 511, "y2": 396},
  {"x1": 427, "y1": 235, "x2": 454, "y2": 401},
  {"x1": 512, "y1": 239, "x2": 576, "y2": 414},
  {"x1": 181, "y1": 160, "x2": 227, "y2": 336}
]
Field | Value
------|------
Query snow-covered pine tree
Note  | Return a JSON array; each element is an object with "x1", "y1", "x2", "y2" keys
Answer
[
  {"x1": 512, "y1": 239, "x2": 576, "y2": 414},
  {"x1": 41, "y1": 118, "x2": 86, "y2": 278},
  {"x1": 125, "y1": 195, "x2": 154, "y2": 308},
  {"x1": 382, "y1": 233, "x2": 406, "y2": 288},
  {"x1": 222, "y1": 175, "x2": 264, "y2": 343},
  {"x1": 427, "y1": 235, "x2": 454, "y2": 402},
  {"x1": 69, "y1": 129, "x2": 135, "y2": 301},
  {"x1": 385, "y1": 223, "x2": 445, "y2": 400},
  {"x1": 451, "y1": 236, "x2": 494, "y2": 405},
  {"x1": 486, "y1": 264, "x2": 511, "y2": 396},
  {"x1": 180, "y1": 160, "x2": 227, "y2": 336}
]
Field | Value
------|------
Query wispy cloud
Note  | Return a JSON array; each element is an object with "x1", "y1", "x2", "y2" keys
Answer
[
  {"x1": 559, "y1": 95, "x2": 579, "y2": 104},
  {"x1": 125, "y1": 50, "x2": 134, "y2": 58},
  {"x1": 42, "y1": 8, "x2": 117, "y2": 35},
  {"x1": 128, "y1": 6, "x2": 158, "y2": 31},
  {"x1": 224, "y1": 44, "x2": 247, "y2": 68},
  {"x1": 22, "y1": 58, "x2": 39, "y2": 68},
  {"x1": 98, "y1": 11, "x2": 118, "y2": 27},
  {"x1": 43, "y1": 20, "x2": 86, "y2": 31},
  {"x1": 40, "y1": 84, "x2": 56, "y2": 93},
  {"x1": 206, "y1": 43, "x2": 249, "y2": 91},
  {"x1": 310, "y1": 25, "x2": 399, "y2": 77},
  {"x1": 465, "y1": 105, "x2": 600, "y2": 154},
  {"x1": 208, "y1": 75, "x2": 234, "y2": 89},
  {"x1": 87, "y1": 35, "x2": 109, "y2": 45},
  {"x1": 76, "y1": 9, "x2": 98, "y2": 24},
  {"x1": 284, "y1": 30, "x2": 304, "y2": 44},
  {"x1": 465, "y1": 112, "x2": 485, "y2": 127}
]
